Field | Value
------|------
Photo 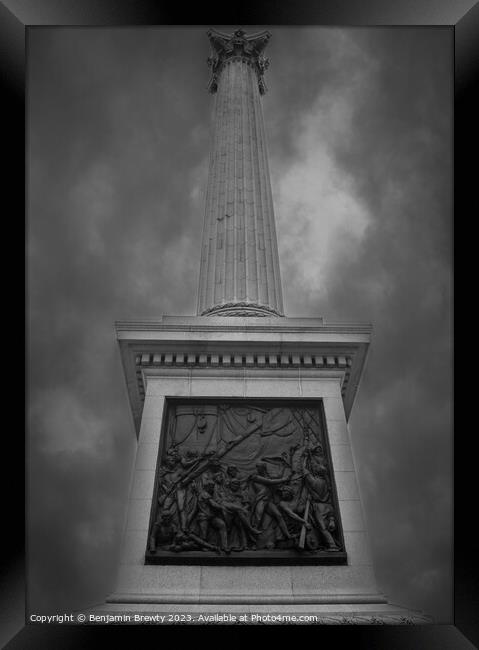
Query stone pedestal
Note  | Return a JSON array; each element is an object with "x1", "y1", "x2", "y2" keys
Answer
[{"x1": 86, "y1": 315, "x2": 431, "y2": 623}]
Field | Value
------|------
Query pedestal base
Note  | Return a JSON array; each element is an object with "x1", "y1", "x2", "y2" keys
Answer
[
  {"x1": 85, "y1": 599, "x2": 432, "y2": 624},
  {"x1": 109, "y1": 317, "x2": 432, "y2": 626}
]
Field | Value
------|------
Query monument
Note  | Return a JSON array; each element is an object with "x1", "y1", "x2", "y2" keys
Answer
[{"x1": 95, "y1": 28, "x2": 431, "y2": 623}]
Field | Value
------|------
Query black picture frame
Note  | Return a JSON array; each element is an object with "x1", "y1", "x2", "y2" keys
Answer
[{"x1": 12, "y1": 0, "x2": 474, "y2": 647}]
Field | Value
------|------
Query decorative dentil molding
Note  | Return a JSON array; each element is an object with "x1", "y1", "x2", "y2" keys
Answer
[
  {"x1": 116, "y1": 318, "x2": 371, "y2": 435},
  {"x1": 134, "y1": 352, "x2": 353, "y2": 404},
  {"x1": 207, "y1": 27, "x2": 271, "y2": 95}
]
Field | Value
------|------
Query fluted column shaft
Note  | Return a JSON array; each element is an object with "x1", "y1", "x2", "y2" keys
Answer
[{"x1": 197, "y1": 30, "x2": 283, "y2": 317}]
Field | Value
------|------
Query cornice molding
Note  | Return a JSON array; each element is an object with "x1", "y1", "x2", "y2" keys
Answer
[
  {"x1": 136, "y1": 351, "x2": 353, "y2": 371},
  {"x1": 115, "y1": 318, "x2": 373, "y2": 336},
  {"x1": 115, "y1": 315, "x2": 372, "y2": 435}
]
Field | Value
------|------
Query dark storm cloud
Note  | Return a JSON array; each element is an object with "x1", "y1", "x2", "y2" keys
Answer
[{"x1": 28, "y1": 27, "x2": 452, "y2": 619}]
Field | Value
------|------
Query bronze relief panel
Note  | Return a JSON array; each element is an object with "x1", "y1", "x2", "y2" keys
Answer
[{"x1": 145, "y1": 399, "x2": 346, "y2": 565}]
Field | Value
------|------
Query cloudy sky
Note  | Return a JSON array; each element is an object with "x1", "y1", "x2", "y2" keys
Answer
[{"x1": 28, "y1": 26, "x2": 452, "y2": 621}]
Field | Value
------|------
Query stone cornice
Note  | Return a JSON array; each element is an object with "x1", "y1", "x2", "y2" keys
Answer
[
  {"x1": 115, "y1": 315, "x2": 372, "y2": 437},
  {"x1": 207, "y1": 27, "x2": 271, "y2": 94},
  {"x1": 115, "y1": 317, "x2": 373, "y2": 336}
]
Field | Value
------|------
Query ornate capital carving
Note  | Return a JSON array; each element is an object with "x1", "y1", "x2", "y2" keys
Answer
[{"x1": 206, "y1": 28, "x2": 271, "y2": 95}]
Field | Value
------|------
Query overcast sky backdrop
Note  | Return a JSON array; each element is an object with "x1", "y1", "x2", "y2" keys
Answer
[{"x1": 28, "y1": 26, "x2": 452, "y2": 621}]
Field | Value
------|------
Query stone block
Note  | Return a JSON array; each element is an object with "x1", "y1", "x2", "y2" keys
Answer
[
  {"x1": 335, "y1": 471, "x2": 360, "y2": 500},
  {"x1": 245, "y1": 376, "x2": 300, "y2": 398},
  {"x1": 190, "y1": 376, "x2": 245, "y2": 397},
  {"x1": 303, "y1": 355, "x2": 313, "y2": 366},
  {"x1": 125, "y1": 499, "x2": 152, "y2": 532},
  {"x1": 175, "y1": 354, "x2": 185, "y2": 365},
  {"x1": 138, "y1": 416, "x2": 163, "y2": 445},
  {"x1": 153, "y1": 566, "x2": 201, "y2": 598},
  {"x1": 291, "y1": 565, "x2": 378, "y2": 596},
  {"x1": 323, "y1": 397, "x2": 347, "y2": 422},
  {"x1": 343, "y1": 532, "x2": 373, "y2": 566},
  {"x1": 257, "y1": 354, "x2": 266, "y2": 365},
  {"x1": 314, "y1": 356, "x2": 324, "y2": 366},
  {"x1": 140, "y1": 399, "x2": 166, "y2": 420},
  {"x1": 164, "y1": 354, "x2": 173, "y2": 365},
  {"x1": 222, "y1": 354, "x2": 231, "y2": 366},
  {"x1": 245, "y1": 355, "x2": 255, "y2": 366},
  {"x1": 114, "y1": 565, "x2": 144, "y2": 593},
  {"x1": 130, "y1": 470, "x2": 155, "y2": 500},
  {"x1": 144, "y1": 376, "x2": 190, "y2": 399},
  {"x1": 300, "y1": 378, "x2": 342, "y2": 399},
  {"x1": 325, "y1": 419, "x2": 350, "y2": 445},
  {"x1": 233, "y1": 354, "x2": 243, "y2": 366},
  {"x1": 210, "y1": 354, "x2": 220, "y2": 366},
  {"x1": 200, "y1": 566, "x2": 293, "y2": 598},
  {"x1": 330, "y1": 444, "x2": 354, "y2": 471},
  {"x1": 338, "y1": 499, "x2": 365, "y2": 532},
  {"x1": 116, "y1": 564, "x2": 201, "y2": 596},
  {"x1": 186, "y1": 354, "x2": 196, "y2": 365},
  {"x1": 138, "y1": 565, "x2": 161, "y2": 592},
  {"x1": 120, "y1": 530, "x2": 148, "y2": 565},
  {"x1": 134, "y1": 442, "x2": 160, "y2": 471}
]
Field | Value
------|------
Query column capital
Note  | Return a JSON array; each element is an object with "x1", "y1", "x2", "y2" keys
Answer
[{"x1": 206, "y1": 27, "x2": 271, "y2": 95}]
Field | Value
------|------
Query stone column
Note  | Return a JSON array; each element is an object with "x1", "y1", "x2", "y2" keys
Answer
[{"x1": 197, "y1": 28, "x2": 284, "y2": 318}]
